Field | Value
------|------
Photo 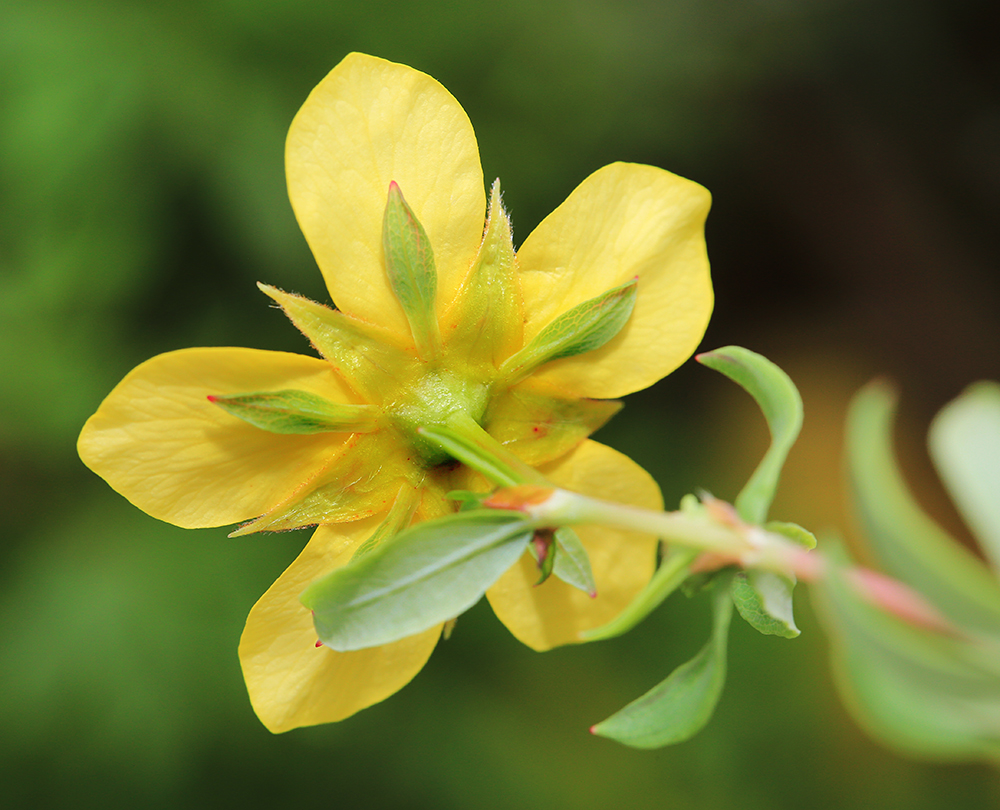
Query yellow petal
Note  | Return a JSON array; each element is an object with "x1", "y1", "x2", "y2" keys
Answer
[
  {"x1": 239, "y1": 516, "x2": 440, "y2": 732},
  {"x1": 78, "y1": 348, "x2": 352, "y2": 528},
  {"x1": 486, "y1": 439, "x2": 662, "y2": 651},
  {"x1": 516, "y1": 162, "x2": 712, "y2": 398},
  {"x1": 286, "y1": 53, "x2": 486, "y2": 337}
]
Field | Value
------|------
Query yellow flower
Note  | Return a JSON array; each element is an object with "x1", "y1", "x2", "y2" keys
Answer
[{"x1": 77, "y1": 53, "x2": 712, "y2": 732}]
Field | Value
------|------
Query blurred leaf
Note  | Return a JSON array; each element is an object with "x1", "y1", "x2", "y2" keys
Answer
[
  {"x1": 847, "y1": 382, "x2": 1000, "y2": 634},
  {"x1": 696, "y1": 346, "x2": 802, "y2": 525},
  {"x1": 814, "y1": 541, "x2": 1000, "y2": 762},
  {"x1": 591, "y1": 578, "x2": 733, "y2": 748},
  {"x1": 929, "y1": 381, "x2": 1000, "y2": 576},
  {"x1": 302, "y1": 511, "x2": 532, "y2": 651},
  {"x1": 766, "y1": 520, "x2": 818, "y2": 549}
]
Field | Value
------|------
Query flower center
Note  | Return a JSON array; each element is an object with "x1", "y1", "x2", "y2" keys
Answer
[{"x1": 390, "y1": 367, "x2": 490, "y2": 467}]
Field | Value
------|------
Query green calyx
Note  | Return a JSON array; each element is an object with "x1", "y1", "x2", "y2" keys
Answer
[
  {"x1": 208, "y1": 389, "x2": 378, "y2": 434},
  {"x1": 390, "y1": 369, "x2": 490, "y2": 466}
]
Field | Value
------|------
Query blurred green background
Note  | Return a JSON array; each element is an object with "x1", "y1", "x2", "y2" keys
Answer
[{"x1": 2, "y1": 0, "x2": 999, "y2": 807}]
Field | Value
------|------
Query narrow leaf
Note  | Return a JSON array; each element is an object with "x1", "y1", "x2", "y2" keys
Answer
[
  {"x1": 591, "y1": 579, "x2": 733, "y2": 748},
  {"x1": 302, "y1": 511, "x2": 533, "y2": 651},
  {"x1": 697, "y1": 346, "x2": 802, "y2": 524},
  {"x1": 928, "y1": 381, "x2": 1000, "y2": 575},
  {"x1": 499, "y1": 278, "x2": 637, "y2": 383},
  {"x1": 383, "y1": 181, "x2": 441, "y2": 359},
  {"x1": 209, "y1": 389, "x2": 377, "y2": 435},
  {"x1": 847, "y1": 381, "x2": 1000, "y2": 633}
]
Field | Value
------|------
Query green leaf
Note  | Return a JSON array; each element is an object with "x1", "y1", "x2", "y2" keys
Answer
[
  {"x1": 301, "y1": 510, "x2": 533, "y2": 651},
  {"x1": 552, "y1": 527, "x2": 597, "y2": 597},
  {"x1": 847, "y1": 381, "x2": 1000, "y2": 634},
  {"x1": 591, "y1": 579, "x2": 733, "y2": 748},
  {"x1": 766, "y1": 520, "x2": 817, "y2": 549},
  {"x1": 499, "y1": 278, "x2": 637, "y2": 383},
  {"x1": 383, "y1": 181, "x2": 441, "y2": 358},
  {"x1": 696, "y1": 346, "x2": 803, "y2": 524},
  {"x1": 209, "y1": 389, "x2": 376, "y2": 435},
  {"x1": 731, "y1": 571, "x2": 799, "y2": 638},
  {"x1": 813, "y1": 541, "x2": 1000, "y2": 761},
  {"x1": 928, "y1": 381, "x2": 1000, "y2": 576}
]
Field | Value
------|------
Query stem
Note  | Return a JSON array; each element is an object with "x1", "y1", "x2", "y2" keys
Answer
[{"x1": 537, "y1": 489, "x2": 813, "y2": 577}]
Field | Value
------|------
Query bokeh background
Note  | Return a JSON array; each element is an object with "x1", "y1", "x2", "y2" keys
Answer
[{"x1": 3, "y1": 0, "x2": 999, "y2": 807}]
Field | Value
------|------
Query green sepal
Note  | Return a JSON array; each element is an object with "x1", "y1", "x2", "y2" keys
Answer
[
  {"x1": 383, "y1": 181, "x2": 441, "y2": 359},
  {"x1": 847, "y1": 382, "x2": 1000, "y2": 633},
  {"x1": 697, "y1": 346, "x2": 803, "y2": 525},
  {"x1": 302, "y1": 510, "x2": 533, "y2": 651},
  {"x1": 928, "y1": 381, "x2": 1000, "y2": 576},
  {"x1": 591, "y1": 577, "x2": 734, "y2": 748},
  {"x1": 418, "y1": 415, "x2": 544, "y2": 487},
  {"x1": 230, "y1": 432, "x2": 409, "y2": 536},
  {"x1": 209, "y1": 389, "x2": 377, "y2": 435},
  {"x1": 499, "y1": 278, "x2": 637, "y2": 383},
  {"x1": 443, "y1": 179, "x2": 522, "y2": 368},
  {"x1": 259, "y1": 283, "x2": 419, "y2": 403}
]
